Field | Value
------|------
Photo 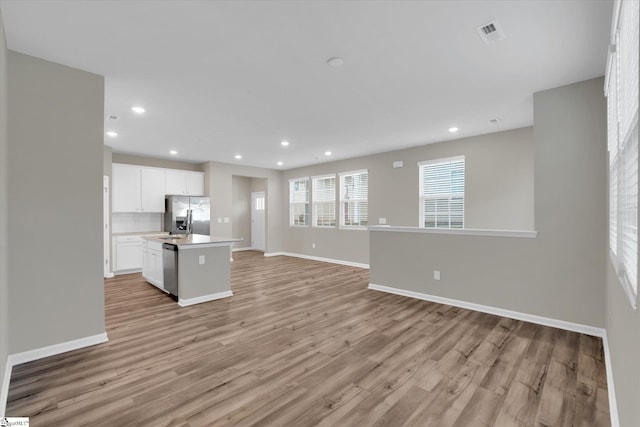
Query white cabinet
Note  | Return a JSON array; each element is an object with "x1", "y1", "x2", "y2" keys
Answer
[
  {"x1": 142, "y1": 239, "x2": 165, "y2": 290},
  {"x1": 140, "y1": 168, "x2": 166, "y2": 212},
  {"x1": 113, "y1": 164, "x2": 166, "y2": 213},
  {"x1": 165, "y1": 170, "x2": 205, "y2": 196},
  {"x1": 113, "y1": 235, "x2": 144, "y2": 272},
  {"x1": 186, "y1": 172, "x2": 205, "y2": 195},
  {"x1": 112, "y1": 164, "x2": 141, "y2": 213}
]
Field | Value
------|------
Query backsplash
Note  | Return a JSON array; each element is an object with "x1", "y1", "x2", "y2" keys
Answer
[{"x1": 112, "y1": 213, "x2": 162, "y2": 233}]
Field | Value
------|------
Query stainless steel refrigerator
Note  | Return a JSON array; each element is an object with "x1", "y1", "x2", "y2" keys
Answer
[{"x1": 164, "y1": 196, "x2": 211, "y2": 235}]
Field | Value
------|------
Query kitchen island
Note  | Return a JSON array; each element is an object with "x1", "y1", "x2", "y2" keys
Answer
[{"x1": 143, "y1": 234, "x2": 241, "y2": 307}]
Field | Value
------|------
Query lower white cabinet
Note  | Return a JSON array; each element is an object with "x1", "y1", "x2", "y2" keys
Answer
[
  {"x1": 142, "y1": 240, "x2": 165, "y2": 291},
  {"x1": 113, "y1": 236, "x2": 144, "y2": 272}
]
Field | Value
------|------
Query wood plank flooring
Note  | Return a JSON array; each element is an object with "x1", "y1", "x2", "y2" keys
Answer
[{"x1": 6, "y1": 251, "x2": 610, "y2": 426}]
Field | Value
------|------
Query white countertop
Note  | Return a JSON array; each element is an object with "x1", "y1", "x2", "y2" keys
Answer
[{"x1": 144, "y1": 233, "x2": 242, "y2": 249}]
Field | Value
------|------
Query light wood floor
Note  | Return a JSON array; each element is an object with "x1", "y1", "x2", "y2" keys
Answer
[{"x1": 7, "y1": 251, "x2": 610, "y2": 426}]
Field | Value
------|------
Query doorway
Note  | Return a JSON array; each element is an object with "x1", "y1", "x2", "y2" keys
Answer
[{"x1": 251, "y1": 191, "x2": 266, "y2": 251}]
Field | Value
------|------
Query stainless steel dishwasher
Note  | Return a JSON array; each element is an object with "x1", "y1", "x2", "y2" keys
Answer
[{"x1": 163, "y1": 243, "x2": 179, "y2": 299}]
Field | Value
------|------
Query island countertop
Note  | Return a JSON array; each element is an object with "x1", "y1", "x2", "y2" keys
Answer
[{"x1": 143, "y1": 233, "x2": 241, "y2": 249}]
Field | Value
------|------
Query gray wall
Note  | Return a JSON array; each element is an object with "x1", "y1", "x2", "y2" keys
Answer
[
  {"x1": 231, "y1": 175, "x2": 251, "y2": 249},
  {"x1": 0, "y1": 7, "x2": 9, "y2": 411},
  {"x1": 112, "y1": 152, "x2": 204, "y2": 172},
  {"x1": 204, "y1": 161, "x2": 283, "y2": 253},
  {"x1": 281, "y1": 127, "x2": 534, "y2": 265},
  {"x1": 370, "y1": 78, "x2": 606, "y2": 328},
  {"x1": 8, "y1": 51, "x2": 105, "y2": 353}
]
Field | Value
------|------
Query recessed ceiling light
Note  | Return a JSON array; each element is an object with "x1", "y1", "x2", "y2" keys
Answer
[
  {"x1": 281, "y1": 140, "x2": 289, "y2": 147},
  {"x1": 169, "y1": 150, "x2": 178, "y2": 155},
  {"x1": 235, "y1": 154, "x2": 242, "y2": 160},
  {"x1": 131, "y1": 106, "x2": 145, "y2": 114},
  {"x1": 277, "y1": 161, "x2": 283, "y2": 166},
  {"x1": 325, "y1": 151, "x2": 332, "y2": 156},
  {"x1": 327, "y1": 57, "x2": 344, "y2": 67},
  {"x1": 106, "y1": 131, "x2": 118, "y2": 137},
  {"x1": 448, "y1": 127, "x2": 459, "y2": 133}
]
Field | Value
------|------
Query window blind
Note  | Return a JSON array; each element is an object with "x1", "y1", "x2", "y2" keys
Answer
[
  {"x1": 621, "y1": 123, "x2": 638, "y2": 293},
  {"x1": 419, "y1": 157, "x2": 465, "y2": 229},
  {"x1": 289, "y1": 178, "x2": 309, "y2": 226},
  {"x1": 313, "y1": 175, "x2": 336, "y2": 227},
  {"x1": 605, "y1": 0, "x2": 639, "y2": 306},
  {"x1": 340, "y1": 170, "x2": 368, "y2": 227},
  {"x1": 618, "y1": 0, "x2": 639, "y2": 141},
  {"x1": 608, "y1": 56, "x2": 619, "y2": 256}
]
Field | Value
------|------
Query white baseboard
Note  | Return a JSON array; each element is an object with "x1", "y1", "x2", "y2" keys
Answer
[
  {"x1": 178, "y1": 290, "x2": 233, "y2": 307},
  {"x1": 602, "y1": 332, "x2": 620, "y2": 427},
  {"x1": 263, "y1": 252, "x2": 369, "y2": 269},
  {"x1": 232, "y1": 247, "x2": 254, "y2": 252},
  {"x1": 367, "y1": 283, "x2": 605, "y2": 337},
  {"x1": 8, "y1": 332, "x2": 109, "y2": 367},
  {"x1": 0, "y1": 357, "x2": 11, "y2": 417},
  {"x1": 113, "y1": 269, "x2": 141, "y2": 276},
  {"x1": 105, "y1": 272, "x2": 115, "y2": 279},
  {"x1": 1, "y1": 332, "x2": 108, "y2": 417}
]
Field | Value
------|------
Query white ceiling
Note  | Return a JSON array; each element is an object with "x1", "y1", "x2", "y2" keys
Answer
[{"x1": 0, "y1": 0, "x2": 612, "y2": 169}]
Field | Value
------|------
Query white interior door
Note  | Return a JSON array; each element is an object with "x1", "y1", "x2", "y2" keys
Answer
[
  {"x1": 103, "y1": 176, "x2": 112, "y2": 278},
  {"x1": 251, "y1": 191, "x2": 266, "y2": 251}
]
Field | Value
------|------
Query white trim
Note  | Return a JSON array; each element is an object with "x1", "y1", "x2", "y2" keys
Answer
[
  {"x1": 338, "y1": 226, "x2": 368, "y2": 231},
  {"x1": 232, "y1": 247, "x2": 254, "y2": 252},
  {"x1": 264, "y1": 252, "x2": 286, "y2": 257},
  {"x1": 178, "y1": 290, "x2": 233, "y2": 307},
  {"x1": 105, "y1": 272, "x2": 115, "y2": 279},
  {"x1": 114, "y1": 268, "x2": 142, "y2": 275},
  {"x1": 602, "y1": 332, "x2": 620, "y2": 427},
  {"x1": 338, "y1": 168, "x2": 368, "y2": 177},
  {"x1": 8, "y1": 332, "x2": 109, "y2": 367},
  {"x1": 368, "y1": 225, "x2": 538, "y2": 239},
  {"x1": 0, "y1": 358, "x2": 11, "y2": 417},
  {"x1": 263, "y1": 251, "x2": 369, "y2": 269},
  {"x1": 367, "y1": 283, "x2": 604, "y2": 337},
  {"x1": 417, "y1": 155, "x2": 464, "y2": 167}
]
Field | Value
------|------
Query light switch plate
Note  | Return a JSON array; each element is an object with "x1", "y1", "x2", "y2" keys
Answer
[{"x1": 199, "y1": 255, "x2": 205, "y2": 264}]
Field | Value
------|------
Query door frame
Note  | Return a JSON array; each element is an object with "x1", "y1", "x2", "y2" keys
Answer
[
  {"x1": 104, "y1": 176, "x2": 114, "y2": 278},
  {"x1": 251, "y1": 191, "x2": 266, "y2": 252}
]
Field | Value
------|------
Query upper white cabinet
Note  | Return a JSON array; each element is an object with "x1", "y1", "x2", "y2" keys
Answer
[
  {"x1": 113, "y1": 164, "x2": 205, "y2": 213},
  {"x1": 112, "y1": 164, "x2": 141, "y2": 212},
  {"x1": 140, "y1": 168, "x2": 166, "y2": 212},
  {"x1": 113, "y1": 164, "x2": 166, "y2": 213},
  {"x1": 186, "y1": 172, "x2": 205, "y2": 195},
  {"x1": 166, "y1": 170, "x2": 205, "y2": 196}
]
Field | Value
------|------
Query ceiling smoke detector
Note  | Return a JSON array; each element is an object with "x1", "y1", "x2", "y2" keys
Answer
[{"x1": 476, "y1": 20, "x2": 506, "y2": 44}]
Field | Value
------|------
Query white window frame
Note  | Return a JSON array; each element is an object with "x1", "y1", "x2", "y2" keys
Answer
[
  {"x1": 339, "y1": 169, "x2": 369, "y2": 230},
  {"x1": 289, "y1": 177, "x2": 309, "y2": 227},
  {"x1": 606, "y1": 0, "x2": 639, "y2": 309},
  {"x1": 418, "y1": 156, "x2": 465, "y2": 229},
  {"x1": 312, "y1": 174, "x2": 337, "y2": 228}
]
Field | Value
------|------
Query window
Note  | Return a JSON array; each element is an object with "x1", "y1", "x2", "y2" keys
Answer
[
  {"x1": 289, "y1": 177, "x2": 309, "y2": 226},
  {"x1": 419, "y1": 156, "x2": 464, "y2": 229},
  {"x1": 340, "y1": 170, "x2": 368, "y2": 228},
  {"x1": 312, "y1": 175, "x2": 336, "y2": 227},
  {"x1": 606, "y1": 0, "x2": 639, "y2": 307}
]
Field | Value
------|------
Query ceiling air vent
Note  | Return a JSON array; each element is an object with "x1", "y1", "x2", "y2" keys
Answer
[{"x1": 476, "y1": 20, "x2": 506, "y2": 44}]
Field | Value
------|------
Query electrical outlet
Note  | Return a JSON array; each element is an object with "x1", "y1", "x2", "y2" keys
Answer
[
  {"x1": 434, "y1": 270, "x2": 440, "y2": 280},
  {"x1": 224, "y1": 217, "x2": 229, "y2": 223},
  {"x1": 312, "y1": 243, "x2": 316, "y2": 249},
  {"x1": 199, "y1": 255, "x2": 205, "y2": 265},
  {"x1": 379, "y1": 218, "x2": 387, "y2": 225},
  {"x1": 217, "y1": 218, "x2": 222, "y2": 224}
]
